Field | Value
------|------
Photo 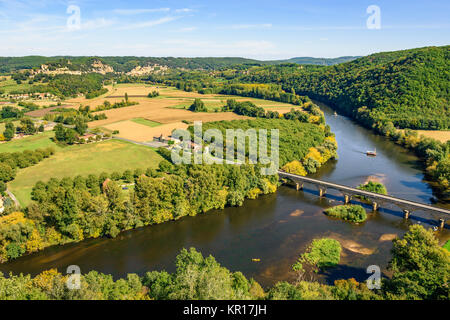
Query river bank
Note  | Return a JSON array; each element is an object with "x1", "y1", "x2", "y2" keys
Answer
[{"x1": 0, "y1": 102, "x2": 448, "y2": 288}]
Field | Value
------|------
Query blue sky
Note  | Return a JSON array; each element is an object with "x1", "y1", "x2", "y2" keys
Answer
[{"x1": 0, "y1": 0, "x2": 449, "y2": 59}]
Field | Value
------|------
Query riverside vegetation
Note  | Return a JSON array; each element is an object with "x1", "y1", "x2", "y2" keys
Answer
[
  {"x1": 0, "y1": 225, "x2": 447, "y2": 300},
  {"x1": 324, "y1": 205, "x2": 368, "y2": 223},
  {"x1": 0, "y1": 109, "x2": 337, "y2": 263}
]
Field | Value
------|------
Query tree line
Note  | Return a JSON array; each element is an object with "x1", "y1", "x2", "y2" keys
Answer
[{"x1": 0, "y1": 225, "x2": 447, "y2": 300}]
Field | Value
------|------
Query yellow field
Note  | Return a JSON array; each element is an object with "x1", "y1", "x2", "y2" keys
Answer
[
  {"x1": 416, "y1": 130, "x2": 450, "y2": 143},
  {"x1": 103, "y1": 120, "x2": 188, "y2": 142},
  {"x1": 66, "y1": 84, "x2": 301, "y2": 142}
]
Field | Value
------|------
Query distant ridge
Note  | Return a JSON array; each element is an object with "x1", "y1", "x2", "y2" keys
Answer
[
  {"x1": 0, "y1": 55, "x2": 361, "y2": 73},
  {"x1": 270, "y1": 56, "x2": 360, "y2": 65}
]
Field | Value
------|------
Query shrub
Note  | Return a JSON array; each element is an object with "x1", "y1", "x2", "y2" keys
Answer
[{"x1": 324, "y1": 205, "x2": 367, "y2": 223}]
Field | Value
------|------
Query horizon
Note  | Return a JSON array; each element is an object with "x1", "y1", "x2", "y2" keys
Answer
[{"x1": 1, "y1": 0, "x2": 449, "y2": 59}]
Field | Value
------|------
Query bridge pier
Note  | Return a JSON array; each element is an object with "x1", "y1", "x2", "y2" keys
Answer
[
  {"x1": 403, "y1": 210, "x2": 410, "y2": 220},
  {"x1": 344, "y1": 194, "x2": 351, "y2": 204},
  {"x1": 296, "y1": 183, "x2": 303, "y2": 191},
  {"x1": 439, "y1": 219, "x2": 445, "y2": 229},
  {"x1": 318, "y1": 187, "x2": 326, "y2": 197},
  {"x1": 277, "y1": 171, "x2": 450, "y2": 219},
  {"x1": 372, "y1": 202, "x2": 378, "y2": 211}
]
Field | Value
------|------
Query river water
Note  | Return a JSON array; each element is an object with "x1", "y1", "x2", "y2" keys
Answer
[{"x1": 1, "y1": 103, "x2": 448, "y2": 287}]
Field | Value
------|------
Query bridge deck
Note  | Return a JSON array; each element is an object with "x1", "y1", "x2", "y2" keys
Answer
[{"x1": 278, "y1": 171, "x2": 450, "y2": 216}]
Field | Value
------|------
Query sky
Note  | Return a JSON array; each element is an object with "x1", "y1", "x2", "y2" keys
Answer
[{"x1": 0, "y1": 0, "x2": 449, "y2": 59}]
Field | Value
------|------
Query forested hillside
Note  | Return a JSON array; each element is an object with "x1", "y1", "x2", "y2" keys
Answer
[
  {"x1": 0, "y1": 55, "x2": 361, "y2": 73},
  {"x1": 240, "y1": 46, "x2": 450, "y2": 130},
  {"x1": 267, "y1": 56, "x2": 360, "y2": 66},
  {"x1": 0, "y1": 56, "x2": 262, "y2": 73}
]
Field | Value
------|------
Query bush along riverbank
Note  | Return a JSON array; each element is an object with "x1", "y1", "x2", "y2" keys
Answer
[
  {"x1": 0, "y1": 163, "x2": 278, "y2": 263},
  {"x1": 324, "y1": 205, "x2": 368, "y2": 223},
  {"x1": 0, "y1": 99, "x2": 338, "y2": 263},
  {"x1": 0, "y1": 224, "x2": 447, "y2": 300}
]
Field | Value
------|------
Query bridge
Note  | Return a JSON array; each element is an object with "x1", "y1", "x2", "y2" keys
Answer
[{"x1": 278, "y1": 171, "x2": 450, "y2": 228}]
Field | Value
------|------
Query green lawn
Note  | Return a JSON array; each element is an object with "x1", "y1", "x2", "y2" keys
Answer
[
  {"x1": 444, "y1": 240, "x2": 450, "y2": 252},
  {"x1": 0, "y1": 79, "x2": 44, "y2": 94},
  {"x1": 8, "y1": 139, "x2": 163, "y2": 206},
  {"x1": 0, "y1": 131, "x2": 59, "y2": 153},
  {"x1": 131, "y1": 118, "x2": 161, "y2": 127}
]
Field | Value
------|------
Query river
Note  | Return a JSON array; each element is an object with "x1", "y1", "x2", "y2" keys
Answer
[{"x1": 1, "y1": 102, "x2": 448, "y2": 287}]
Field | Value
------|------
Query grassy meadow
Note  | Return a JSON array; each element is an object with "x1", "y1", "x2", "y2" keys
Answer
[
  {"x1": 0, "y1": 131, "x2": 58, "y2": 153},
  {"x1": 8, "y1": 139, "x2": 163, "y2": 206}
]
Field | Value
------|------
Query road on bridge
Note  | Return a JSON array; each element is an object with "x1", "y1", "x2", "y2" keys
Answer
[{"x1": 278, "y1": 171, "x2": 450, "y2": 216}]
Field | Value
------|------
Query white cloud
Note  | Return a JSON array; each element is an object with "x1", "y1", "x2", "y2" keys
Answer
[
  {"x1": 229, "y1": 24, "x2": 272, "y2": 30},
  {"x1": 118, "y1": 16, "x2": 178, "y2": 30},
  {"x1": 113, "y1": 8, "x2": 170, "y2": 15},
  {"x1": 175, "y1": 8, "x2": 194, "y2": 13}
]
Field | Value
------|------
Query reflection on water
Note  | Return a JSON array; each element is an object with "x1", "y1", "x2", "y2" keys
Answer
[{"x1": 1, "y1": 103, "x2": 448, "y2": 288}]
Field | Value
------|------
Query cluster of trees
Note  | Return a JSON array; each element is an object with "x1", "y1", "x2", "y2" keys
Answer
[
  {"x1": 44, "y1": 106, "x2": 107, "y2": 125},
  {"x1": 0, "y1": 147, "x2": 54, "y2": 198},
  {"x1": 204, "y1": 83, "x2": 312, "y2": 106},
  {"x1": 1, "y1": 119, "x2": 46, "y2": 142},
  {"x1": 53, "y1": 117, "x2": 94, "y2": 145},
  {"x1": 198, "y1": 118, "x2": 336, "y2": 168},
  {"x1": 237, "y1": 46, "x2": 449, "y2": 130},
  {"x1": 324, "y1": 205, "x2": 368, "y2": 223},
  {"x1": 93, "y1": 99, "x2": 138, "y2": 112},
  {"x1": 1, "y1": 106, "x2": 22, "y2": 120},
  {"x1": 222, "y1": 99, "x2": 325, "y2": 125},
  {"x1": 0, "y1": 225, "x2": 447, "y2": 300},
  {"x1": 0, "y1": 162, "x2": 282, "y2": 262},
  {"x1": 357, "y1": 181, "x2": 388, "y2": 201},
  {"x1": 43, "y1": 74, "x2": 106, "y2": 98},
  {"x1": 370, "y1": 125, "x2": 450, "y2": 198},
  {"x1": 147, "y1": 90, "x2": 159, "y2": 98},
  {"x1": 188, "y1": 98, "x2": 207, "y2": 112}
]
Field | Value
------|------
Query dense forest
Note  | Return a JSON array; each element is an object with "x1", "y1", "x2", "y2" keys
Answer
[
  {"x1": 238, "y1": 46, "x2": 450, "y2": 130},
  {"x1": 0, "y1": 225, "x2": 448, "y2": 300},
  {"x1": 0, "y1": 56, "x2": 361, "y2": 73},
  {"x1": 0, "y1": 161, "x2": 278, "y2": 263},
  {"x1": 196, "y1": 118, "x2": 336, "y2": 169}
]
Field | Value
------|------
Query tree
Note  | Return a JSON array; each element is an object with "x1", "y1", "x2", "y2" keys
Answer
[
  {"x1": 189, "y1": 99, "x2": 207, "y2": 112},
  {"x1": 0, "y1": 163, "x2": 14, "y2": 182},
  {"x1": 383, "y1": 224, "x2": 450, "y2": 300},
  {"x1": 0, "y1": 181, "x2": 6, "y2": 195},
  {"x1": 74, "y1": 117, "x2": 87, "y2": 135},
  {"x1": 292, "y1": 238, "x2": 341, "y2": 282},
  {"x1": 3, "y1": 122, "x2": 15, "y2": 140},
  {"x1": 54, "y1": 124, "x2": 65, "y2": 141}
]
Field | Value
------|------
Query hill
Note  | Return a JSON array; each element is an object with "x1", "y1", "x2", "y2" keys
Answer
[
  {"x1": 240, "y1": 46, "x2": 450, "y2": 130},
  {"x1": 0, "y1": 56, "x2": 360, "y2": 74},
  {"x1": 268, "y1": 56, "x2": 360, "y2": 65}
]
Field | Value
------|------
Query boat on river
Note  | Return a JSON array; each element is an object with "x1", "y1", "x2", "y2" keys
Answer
[{"x1": 366, "y1": 148, "x2": 377, "y2": 156}]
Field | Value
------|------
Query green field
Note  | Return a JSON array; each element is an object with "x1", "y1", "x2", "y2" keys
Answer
[
  {"x1": 444, "y1": 240, "x2": 450, "y2": 252},
  {"x1": 0, "y1": 78, "x2": 44, "y2": 94},
  {"x1": 0, "y1": 131, "x2": 58, "y2": 153},
  {"x1": 130, "y1": 118, "x2": 161, "y2": 127},
  {"x1": 8, "y1": 139, "x2": 163, "y2": 206},
  {"x1": 0, "y1": 120, "x2": 20, "y2": 133},
  {"x1": 169, "y1": 97, "x2": 295, "y2": 112}
]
